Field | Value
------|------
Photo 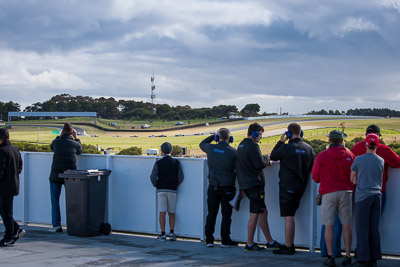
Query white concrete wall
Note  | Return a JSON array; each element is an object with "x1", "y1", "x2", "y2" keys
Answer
[{"x1": 12, "y1": 152, "x2": 400, "y2": 255}]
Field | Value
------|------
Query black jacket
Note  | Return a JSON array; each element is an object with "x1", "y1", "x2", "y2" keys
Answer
[
  {"x1": 236, "y1": 138, "x2": 269, "y2": 190},
  {"x1": 49, "y1": 134, "x2": 82, "y2": 184},
  {"x1": 150, "y1": 155, "x2": 184, "y2": 191},
  {"x1": 199, "y1": 135, "x2": 236, "y2": 187},
  {"x1": 270, "y1": 138, "x2": 314, "y2": 193},
  {"x1": 0, "y1": 140, "x2": 23, "y2": 196}
]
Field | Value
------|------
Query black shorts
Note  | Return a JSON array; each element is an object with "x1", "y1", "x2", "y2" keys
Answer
[
  {"x1": 279, "y1": 187, "x2": 304, "y2": 217},
  {"x1": 244, "y1": 185, "x2": 266, "y2": 213}
]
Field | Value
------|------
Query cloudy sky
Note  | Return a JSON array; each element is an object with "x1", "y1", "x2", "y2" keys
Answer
[{"x1": 0, "y1": 0, "x2": 399, "y2": 114}]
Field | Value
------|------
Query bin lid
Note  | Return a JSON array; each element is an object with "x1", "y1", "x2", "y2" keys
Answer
[{"x1": 59, "y1": 169, "x2": 111, "y2": 179}]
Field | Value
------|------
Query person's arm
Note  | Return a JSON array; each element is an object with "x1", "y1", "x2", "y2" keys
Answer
[
  {"x1": 381, "y1": 146, "x2": 400, "y2": 168},
  {"x1": 248, "y1": 143, "x2": 268, "y2": 170},
  {"x1": 0, "y1": 152, "x2": 5, "y2": 181},
  {"x1": 199, "y1": 135, "x2": 214, "y2": 152},
  {"x1": 150, "y1": 162, "x2": 158, "y2": 187},
  {"x1": 270, "y1": 132, "x2": 288, "y2": 161},
  {"x1": 350, "y1": 171, "x2": 358, "y2": 185},
  {"x1": 311, "y1": 153, "x2": 322, "y2": 183},
  {"x1": 76, "y1": 142, "x2": 83, "y2": 155},
  {"x1": 18, "y1": 151, "x2": 23, "y2": 175},
  {"x1": 177, "y1": 160, "x2": 184, "y2": 185}
]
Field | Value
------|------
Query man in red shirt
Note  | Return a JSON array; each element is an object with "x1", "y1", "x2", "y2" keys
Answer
[
  {"x1": 312, "y1": 130, "x2": 355, "y2": 267},
  {"x1": 352, "y1": 124, "x2": 400, "y2": 213}
]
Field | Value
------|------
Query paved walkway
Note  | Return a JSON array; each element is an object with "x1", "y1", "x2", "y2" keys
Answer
[{"x1": 1, "y1": 225, "x2": 399, "y2": 266}]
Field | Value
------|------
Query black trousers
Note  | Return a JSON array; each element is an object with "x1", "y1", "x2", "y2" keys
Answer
[
  {"x1": 205, "y1": 184, "x2": 235, "y2": 243},
  {"x1": 0, "y1": 194, "x2": 20, "y2": 240},
  {"x1": 355, "y1": 194, "x2": 382, "y2": 262}
]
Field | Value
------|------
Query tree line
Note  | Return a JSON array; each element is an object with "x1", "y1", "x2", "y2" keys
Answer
[{"x1": 1, "y1": 94, "x2": 400, "y2": 121}]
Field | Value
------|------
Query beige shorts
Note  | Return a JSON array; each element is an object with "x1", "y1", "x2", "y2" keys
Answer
[
  {"x1": 321, "y1": 190, "x2": 352, "y2": 225},
  {"x1": 157, "y1": 191, "x2": 177, "y2": 213}
]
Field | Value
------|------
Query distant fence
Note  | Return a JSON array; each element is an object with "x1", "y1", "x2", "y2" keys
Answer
[{"x1": 14, "y1": 152, "x2": 400, "y2": 255}]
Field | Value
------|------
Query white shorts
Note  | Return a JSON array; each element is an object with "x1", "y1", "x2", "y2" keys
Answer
[{"x1": 157, "y1": 192, "x2": 177, "y2": 213}]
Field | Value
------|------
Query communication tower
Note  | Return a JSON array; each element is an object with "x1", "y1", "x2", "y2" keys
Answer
[{"x1": 151, "y1": 71, "x2": 156, "y2": 114}]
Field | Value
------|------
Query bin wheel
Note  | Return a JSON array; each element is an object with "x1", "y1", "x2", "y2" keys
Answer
[{"x1": 100, "y1": 223, "x2": 112, "y2": 235}]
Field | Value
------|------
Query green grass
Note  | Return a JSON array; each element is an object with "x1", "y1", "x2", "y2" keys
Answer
[{"x1": 7, "y1": 117, "x2": 400, "y2": 155}]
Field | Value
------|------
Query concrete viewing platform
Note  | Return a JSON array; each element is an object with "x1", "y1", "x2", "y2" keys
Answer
[{"x1": 1, "y1": 224, "x2": 399, "y2": 267}]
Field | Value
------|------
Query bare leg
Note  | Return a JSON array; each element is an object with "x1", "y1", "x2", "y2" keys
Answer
[
  {"x1": 247, "y1": 213, "x2": 259, "y2": 245},
  {"x1": 325, "y1": 225, "x2": 334, "y2": 256},
  {"x1": 159, "y1": 212, "x2": 166, "y2": 232},
  {"x1": 284, "y1": 216, "x2": 295, "y2": 247},
  {"x1": 342, "y1": 224, "x2": 352, "y2": 257},
  {"x1": 258, "y1": 209, "x2": 273, "y2": 243},
  {"x1": 168, "y1": 212, "x2": 175, "y2": 231}
]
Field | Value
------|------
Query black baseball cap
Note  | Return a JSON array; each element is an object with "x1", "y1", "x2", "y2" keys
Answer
[
  {"x1": 366, "y1": 124, "x2": 381, "y2": 136},
  {"x1": 0, "y1": 128, "x2": 9, "y2": 140}
]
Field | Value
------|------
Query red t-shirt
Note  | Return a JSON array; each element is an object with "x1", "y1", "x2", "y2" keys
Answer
[
  {"x1": 352, "y1": 141, "x2": 400, "y2": 192},
  {"x1": 312, "y1": 146, "x2": 355, "y2": 195}
]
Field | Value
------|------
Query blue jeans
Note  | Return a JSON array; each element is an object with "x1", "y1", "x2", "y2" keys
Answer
[
  {"x1": 50, "y1": 182, "x2": 63, "y2": 228},
  {"x1": 320, "y1": 211, "x2": 342, "y2": 257},
  {"x1": 381, "y1": 192, "x2": 386, "y2": 214}
]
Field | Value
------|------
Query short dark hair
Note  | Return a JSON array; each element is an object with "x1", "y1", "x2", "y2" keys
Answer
[
  {"x1": 288, "y1": 123, "x2": 301, "y2": 136},
  {"x1": 161, "y1": 142, "x2": 172, "y2": 154},
  {"x1": 0, "y1": 128, "x2": 9, "y2": 140},
  {"x1": 247, "y1": 123, "x2": 264, "y2": 136},
  {"x1": 329, "y1": 138, "x2": 343, "y2": 145},
  {"x1": 62, "y1": 123, "x2": 73, "y2": 135},
  {"x1": 366, "y1": 124, "x2": 381, "y2": 136},
  {"x1": 218, "y1": 128, "x2": 230, "y2": 141}
]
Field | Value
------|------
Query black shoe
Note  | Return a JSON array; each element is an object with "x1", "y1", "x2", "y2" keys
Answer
[
  {"x1": 14, "y1": 229, "x2": 25, "y2": 243},
  {"x1": 323, "y1": 256, "x2": 336, "y2": 267},
  {"x1": 266, "y1": 240, "x2": 283, "y2": 250},
  {"x1": 244, "y1": 243, "x2": 265, "y2": 252},
  {"x1": 0, "y1": 238, "x2": 15, "y2": 247},
  {"x1": 273, "y1": 245, "x2": 295, "y2": 255},
  {"x1": 221, "y1": 240, "x2": 238, "y2": 248},
  {"x1": 341, "y1": 256, "x2": 352, "y2": 266}
]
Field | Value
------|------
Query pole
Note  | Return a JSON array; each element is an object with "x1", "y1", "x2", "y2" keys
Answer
[{"x1": 37, "y1": 127, "x2": 39, "y2": 145}]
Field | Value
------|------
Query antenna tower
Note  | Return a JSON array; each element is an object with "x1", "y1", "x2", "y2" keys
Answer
[{"x1": 151, "y1": 70, "x2": 156, "y2": 114}]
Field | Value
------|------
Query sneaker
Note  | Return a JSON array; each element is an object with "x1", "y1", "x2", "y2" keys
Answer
[
  {"x1": 168, "y1": 232, "x2": 176, "y2": 241},
  {"x1": 273, "y1": 245, "x2": 295, "y2": 255},
  {"x1": 0, "y1": 238, "x2": 15, "y2": 247},
  {"x1": 244, "y1": 243, "x2": 265, "y2": 252},
  {"x1": 157, "y1": 234, "x2": 167, "y2": 241},
  {"x1": 206, "y1": 242, "x2": 214, "y2": 247},
  {"x1": 323, "y1": 256, "x2": 336, "y2": 267},
  {"x1": 49, "y1": 226, "x2": 63, "y2": 233},
  {"x1": 221, "y1": 240, "x2": 239, "y2": 248},
  {"x1": 266, "y1": 240, "x2": 282, "y2": 250},
  {"x1": 14, "y1": 229, "x2": 25, "y2": 243},
  {"x1": 341, "y1": 256, "x2": 352, "y2": 266}
]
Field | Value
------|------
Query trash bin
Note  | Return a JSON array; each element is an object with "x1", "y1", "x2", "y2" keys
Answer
[{"x1": 59, "y1": 169, "x2": 112, "y2": 237}]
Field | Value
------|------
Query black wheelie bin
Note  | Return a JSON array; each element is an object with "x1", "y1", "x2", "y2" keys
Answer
[{"x1": 59, "y1": 169, "x2": 112, "y2": 237}]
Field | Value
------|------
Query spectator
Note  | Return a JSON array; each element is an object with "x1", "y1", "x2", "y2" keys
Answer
[
  {"x1": 199, "y1": 128, "x2": 238, "y2": 248},
  {"x1": 49, "y1": 123, "x2": 82, "y2": 232},
  {"x1": 150, "y1": 142, "x2": 184, "y2": 241},
  {"x1": 0, "y1": 128, "x2": 25, "y2": 247},
  {"x1": 270, "y1": 123, "x2": 314, "y2": 255},
  {"x1": 351, "y1": 133, "x2": 384, "y2": 266},
  {"x1": 312, "y1": 130, "x2": 355, "y2": 266},
  {"x1": 236, "y1": 122, "x2": 281, "y2": 252},
  {"x1": 352, "y1": 124, "x2": 400, "y2": 213}
]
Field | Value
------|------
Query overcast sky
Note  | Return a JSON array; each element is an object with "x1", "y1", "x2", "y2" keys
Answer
[{"x1": 1, "y1": 0, "x2": 399, "y2": 114}]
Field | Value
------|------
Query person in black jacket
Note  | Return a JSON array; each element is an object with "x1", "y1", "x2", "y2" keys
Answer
[
  {"x1": 199, "y1": 128, "x2": 238, "y2": 248},
  {"x1": 150, "y1": 142, "x2": 184, "y2": 241},
  {"x1": 236, "y1": 123, "x2": 281, "y2": 252},
  {"x1": 0, "y1": 128, "x2": 25, "y2": 247},
  {"x1": 49, "y1": 123, "x2": 82, "y2": 232},
  {"x1": 270, "y1": 122, "x2": 314, "y2": 255}
]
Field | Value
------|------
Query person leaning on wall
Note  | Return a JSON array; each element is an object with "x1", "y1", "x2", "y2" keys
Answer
[
  {"x1": 48, "y1": 123, "x2": 82, "y2": 233},
  {"x1": 0, "y1": 128, "x2": 25, "y2": 247},
  {"x1": 199, "y1": 128, "x2": 238, "y2": 248}
]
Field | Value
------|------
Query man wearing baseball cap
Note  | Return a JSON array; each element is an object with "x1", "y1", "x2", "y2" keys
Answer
[
  {"x1": 351, "y1": 134, "x2": 384, "y2": 266},
  {"x1": 352, "y1": 125, "x2": 400, "y2": 213},
  {"x1": 312, "y1": 130, "x2": 355, "y2": 266}
]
